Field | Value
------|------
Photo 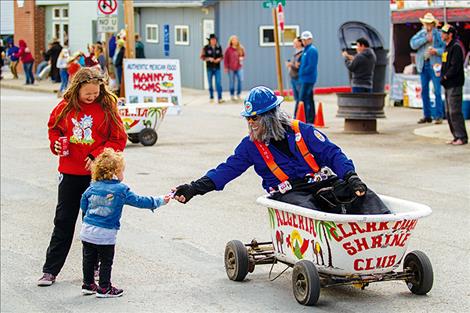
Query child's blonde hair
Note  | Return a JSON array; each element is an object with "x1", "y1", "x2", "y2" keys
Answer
[{"x1": 91, "y1": 148, "x2": 125, "y2": 181}]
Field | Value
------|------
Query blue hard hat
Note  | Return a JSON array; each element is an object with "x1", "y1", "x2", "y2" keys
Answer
[{"x1": 241, "y1": 86, "x2": 284, "y2": 117}]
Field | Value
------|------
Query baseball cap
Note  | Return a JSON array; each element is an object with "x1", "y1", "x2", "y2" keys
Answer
[{"x1": 300, "y1": 31, "x2": 313, "y2": 40}]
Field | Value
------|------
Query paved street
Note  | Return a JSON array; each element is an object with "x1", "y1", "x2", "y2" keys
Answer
[{"x1": 1, "y1": 87, "x2": 469, "y2": 313}]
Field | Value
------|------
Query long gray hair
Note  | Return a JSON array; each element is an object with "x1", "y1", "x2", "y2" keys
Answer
[{"x1": 249, "y1": 107, "x2": 292, "y2": 142}]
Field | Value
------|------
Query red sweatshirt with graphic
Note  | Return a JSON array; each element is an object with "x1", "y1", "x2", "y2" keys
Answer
[{"x1": 48, "y1": 100, "x2": 127, "y2": 175}]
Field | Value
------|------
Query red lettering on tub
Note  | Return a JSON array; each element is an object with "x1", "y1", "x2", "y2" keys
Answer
[
  {"x1": 119, "y1": 108, "x2": 149, "y2": 117},
  {"x1": 378, "y1": 222, "x2": 389, "y2": 231},
  {"x1": 370, "y1": 234, "x2": 383, "y2": 249},
  {"x1": 309, "y1": 218, "x2": 316, "y2": 237},
  {"x1": 292, "y1": 214, "x2": 298, "y2": 228},
  {"x1": 343, "y1": 241, "x2": 357, "y2": 256},
  {"x1": 298, "y1": 215, "x2": 305, "y2": 231},
  {"x1": 354, "y1": 255, "x2": 398, "y2": 271},
  {"x1": 393, "y1": 219, "x2": 418, "y2": 232},
  {"x1": 349, "y1": 222, "x2": 366, "y2": 235},
  {"x1": 330, "y1": 227, "x2": 342, "y2": 242},
  {"x1": 275, "y1": 210, "x2": 284, "y2": 228},
  {"x1": 354, "y1": 237, "x2": 370, "y2": 252},
  {"x1": 365, "y1": 222, "x2": 378, "y2": 232}
]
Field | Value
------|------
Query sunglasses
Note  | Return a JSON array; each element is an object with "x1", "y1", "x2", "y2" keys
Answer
[{"x1": 245, "y1": 115, "x2": 260, "y2": 121}]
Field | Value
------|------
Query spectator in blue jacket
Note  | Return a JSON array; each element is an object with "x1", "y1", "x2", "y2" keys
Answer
[
  {"x1": 6, "y1": 40, "x2": 20, "y2": 79},
  {"x1": 173, "y1": 86, "x2": 389, "y2": 215},
  {"x1": 80, "y1": 148, "x2": 171, "y2": 297},
  {"x1": 410, "y1": 12, "x2": 446, "y2": 124},
  {"x1": 298, "y1": 31, "x2": 319, "y2": 123}
]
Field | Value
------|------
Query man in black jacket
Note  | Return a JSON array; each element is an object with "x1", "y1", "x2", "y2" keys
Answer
[
  {"x1": 45, "y1": 39, "x2": 62, "y2": 83},
  {"x1": 342, "y1": 37, "x2": 376, "y2": 93},
  {"x1": 440, "y1": 24, "x2": 467, "y2": 145}
]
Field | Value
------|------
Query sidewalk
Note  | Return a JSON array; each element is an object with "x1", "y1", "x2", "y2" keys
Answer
[{"x1": 1, "y1": 73, "x2": 468, "y2": 143}]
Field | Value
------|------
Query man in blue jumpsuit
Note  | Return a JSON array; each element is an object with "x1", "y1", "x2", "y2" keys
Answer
[{"x1": 174, "y1": 86, "x2": 389, "y2": 214}]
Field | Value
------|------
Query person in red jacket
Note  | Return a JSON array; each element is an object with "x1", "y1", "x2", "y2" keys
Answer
[
  {"x1": 15, "y1": 39, "x2": 35, "y2": 85},
  {"x1": 38, "y1": 67, "x2": 127, "y2": 286},
  {"x1": 224, "y1": 35, "x2": 245, "y2": 101}
]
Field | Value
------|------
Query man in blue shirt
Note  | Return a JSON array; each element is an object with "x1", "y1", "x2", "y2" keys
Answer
[
  {"x1": 173, "y1": 86, "x2": 389, "y2": 214},
  {"x1": 6, "y1": 40, "x2": 19, "y2": 79},
  {"x1": 298, "y1": 31, "x2": 319, "y2": 124},
  {"x1": 410, "y1": 12, "x2": 446, "y2": 124}
]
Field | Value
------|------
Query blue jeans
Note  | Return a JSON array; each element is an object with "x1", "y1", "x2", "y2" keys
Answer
[
  {"x1": 420, "y1": 61, "x2": 444, "y2": 119},
  {"x1": 228, "y1": 70, "x2": 242, "y2": 96},
  {"x1": 207, "y1": 67, "x2": 222, "y2": 100},
  {"x1": 115, "y1": 65, "x2": 123, "y2": 89},
  {"x1": 291, "y1": 78, "x2": 302, "y2": 116},
  {"x1": 23, "y1": 62, "x2": 35, "y2": 85},
  {"x1": 299, "y1": 83, "x2": 315, "y2": 123},
  {"x1": 36, "y1": 61, "x2": 48, "y2": 77},
  {"x1": 59, "y1": 69, "x2": 69, "y2": 93},
  {"x1": 352, "y1": 87, "x2": 372, "y2": 93}
]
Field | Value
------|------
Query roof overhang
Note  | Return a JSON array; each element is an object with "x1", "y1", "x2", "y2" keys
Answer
[{"x1": 134, "y1": 1, "x2": 205, "y2": 8}]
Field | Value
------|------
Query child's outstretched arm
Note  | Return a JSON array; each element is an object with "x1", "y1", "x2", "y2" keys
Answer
[
  {"x1": 125, "y1": 188, "x2": 168, "y2": 212},
  {"x1": 80, "y1": 191, "x2": 90, "y2": 215}
]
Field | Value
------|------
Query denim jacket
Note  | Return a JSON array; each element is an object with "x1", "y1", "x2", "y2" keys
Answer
[
  {"x1": 409, "y1": 28, "x2": 445, "y2": 73},
  {"x1": 81, "y1": 180, "x2": 165, "y2": 230}
]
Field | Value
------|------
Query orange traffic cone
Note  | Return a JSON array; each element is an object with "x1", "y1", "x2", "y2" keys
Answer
[
  {"x1": 296, "y1": 101, "x2": 306, "y2": 123},
  {"x1": 314, "y1": 102, "x2": 325, "y2": 128}
]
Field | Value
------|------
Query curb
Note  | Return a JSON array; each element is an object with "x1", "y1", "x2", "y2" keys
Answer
[{"x1": 0, "y1": 82, "x2": 57, "y2": 94}]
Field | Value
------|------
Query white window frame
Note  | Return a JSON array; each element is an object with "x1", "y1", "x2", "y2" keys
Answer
[
  {"x1": 52, "y1": 6, "x2": 69, "y2": 46},
  {"x1": 259, "y1": 25, "x2": 300, "y2": 47},
  {"x1": 174, "y1": 25, "x2": 189, "y2": 46},
  {"x1": 145, "y1": 24, "x2": 159, "y2": 43}
]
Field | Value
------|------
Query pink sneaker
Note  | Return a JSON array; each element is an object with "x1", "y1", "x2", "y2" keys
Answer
[
  {"x1": 96, "y1": 285, "x2": 124, "y2": 298},
  {"x1": 37, "y1": 273, "x2": 56, "y2": 286},
  {"x1": 81, "y1": 283, "x2": 98, "y2": 295}
]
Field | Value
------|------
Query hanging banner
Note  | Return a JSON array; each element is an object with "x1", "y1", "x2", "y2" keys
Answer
[
  {"x1": 164, "y1": 24, "x2": 170, "y2": 56},
  {"x1": 123, "y1": 59, "x2": 182, "y2": 114}
]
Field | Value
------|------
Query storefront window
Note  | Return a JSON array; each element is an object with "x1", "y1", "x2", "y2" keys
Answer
[
  {"x1": 52, "y1": 7, "x2": 69, "y2": 46},
  {"x1": 146, "y1": 24, "x2": 159, "y2": 43},
  {"x1": 175, "y1": 25, "x2": 189, "y2": 45},
  {"x1": 259, "y1": 25, "x2": 299, "y2": 47}
]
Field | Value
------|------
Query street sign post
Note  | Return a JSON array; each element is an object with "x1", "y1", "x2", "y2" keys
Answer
[
  {"x1": 98, "y1": 0, "x2": 118, "y2": 16},
  {"x1": 164, "y1": 24, "x2": 170, "y2": 57},
  {"x1": 262, "y1": 0, "x2": 285, "y2": 9}
]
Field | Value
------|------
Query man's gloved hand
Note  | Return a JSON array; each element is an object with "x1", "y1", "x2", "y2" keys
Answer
[
  {"x1": 345, "y1": 172, "x2": 367, "y2": 197},
  {"x1": 173, "y1": 184, "x2": 196, "y2": 204}
]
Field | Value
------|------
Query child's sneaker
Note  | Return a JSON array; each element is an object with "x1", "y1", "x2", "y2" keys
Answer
[
  {"x1": 96, "y1": 285, "x2": 124, "y2": 298},
  {"x1": 37, "y1": 273, "x2": 56, "y2": 286},
  {"x1": 81, "y1": 283, "x2": 98, "y2": 295}
]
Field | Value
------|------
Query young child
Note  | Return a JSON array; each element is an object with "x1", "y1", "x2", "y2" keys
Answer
[
  {"x1": 80, "y1": 148, "x2": 170, "y2": 298},
  {"x1": 38, "y1": 68, "x2": 127, "y2": 287}
]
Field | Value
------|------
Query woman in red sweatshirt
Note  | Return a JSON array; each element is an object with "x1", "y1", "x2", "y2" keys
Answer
[
  {"x1": 224, "y1": 35, "x2": 245, "y2": 101},
  {"x1": 38, "y1": 67, "x2": 127, "y2": 286},
  {"x1": 15, "y1": 39, "x2": 35, "y2": 85}
]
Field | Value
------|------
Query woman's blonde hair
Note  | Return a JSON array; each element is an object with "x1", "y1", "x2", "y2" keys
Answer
[
  {"x1": 91, "y1": 148, "x2": 125, "y2": 181},
  {"x1": 228, "y1": 35, "x2": 245, "y2": 55},
  {"x1": 52, "y1": 67, "x2": 124, "y2": 133}
]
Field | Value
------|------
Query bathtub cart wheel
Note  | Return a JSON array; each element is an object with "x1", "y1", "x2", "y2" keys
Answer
[
  {"x1": 404, "y1": 250, "x2": 433, "y2": 295},
  {"x1": 292, "y1": 260, "x2": 320, "y2": 306},
  {"x1": 139, "y1": 128, "x2": 158, "y2": 146},
  {"x1": 128, "y1": 134, "x2": 140, "y2": 144},
  {"x1": 224, "y1": 240, "x2": 249, "y2": 281}
]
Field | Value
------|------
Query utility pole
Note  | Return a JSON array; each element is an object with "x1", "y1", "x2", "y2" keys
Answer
[
  {"x1": 121, "y1": 0, "x2": 135, "y2": 97},
  {"x1": 272, "y1": 7, "x2": 284, "y2": 95}
]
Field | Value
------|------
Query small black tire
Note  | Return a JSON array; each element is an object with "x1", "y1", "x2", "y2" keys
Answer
[
  {"x1": 292, "y1": 260, "x2": 321, "y2": 306},
  {"x1": 404, "y1": 250, "x2": 433, "y2": 295},
  {"x1": 128, "y1": 134, "x2": 140, "y2": 144},
  {"x1": 224, "y1": 240, "x2": 249, "y2": 281},
  {"x1": 138, "y1": 128, "x2": 158, "y2": 146}
]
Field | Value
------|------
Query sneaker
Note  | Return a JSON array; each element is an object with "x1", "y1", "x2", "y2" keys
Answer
[
  {"x1": 218, "y1": 99, "x2": 225, "y2": 104},
  {"x1": 417, "y1": 117, "x2": 432, "y2": 124},
  {"x1": 209, "y1": 98, "x2": 214, "y2": 103},
  {"x1": 451, "y1": 138, "x2": 467, "y2": 146},
  {"x1": 37, "y1": 273, "x2": 56, "y2": 286},
  {"x1": 433, "y1": 119, "x2": 443, "y2": 124},
  {"x1": 230, "y1": 96, "x2": 236, "y2": 101},
  {"x1": 82, "y1": 283, "x2": 98, "y2": 295},
  {"x1": 96, "y1": 285, "x2": 124, "y2": 298}
]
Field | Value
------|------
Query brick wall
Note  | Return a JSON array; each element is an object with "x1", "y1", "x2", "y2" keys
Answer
[{"x1": 14, "y1": 0, "x2": 46, "y2": 72}]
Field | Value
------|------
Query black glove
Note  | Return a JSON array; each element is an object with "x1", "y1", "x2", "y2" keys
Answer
[
  {"x1": 174, "y1": 184, "x2": 196, "y2": 204},
  {"x1": 344, "y1": 172, "x2": 367, "y2": 196},
  {"x1": 174, "y1": 176, "x2": 216, "y2": 204}
]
